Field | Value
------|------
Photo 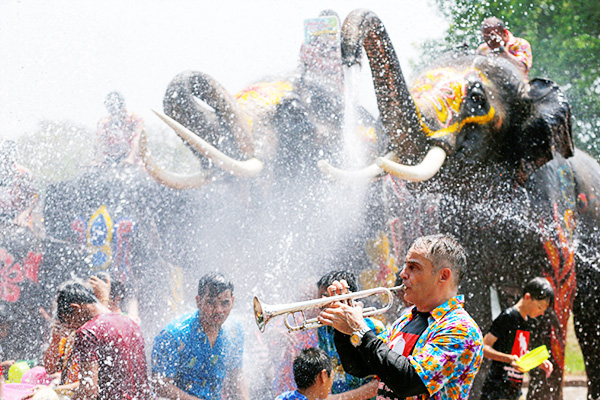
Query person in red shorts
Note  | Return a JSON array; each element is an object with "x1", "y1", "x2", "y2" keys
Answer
[{"x1": 56, "y1": 280, "x2": 150, "y2": 400}]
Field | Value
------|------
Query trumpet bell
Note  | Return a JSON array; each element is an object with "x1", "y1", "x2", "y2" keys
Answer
[{"x1": 253, "y1": 296, "x2": 268, "y2": 332}]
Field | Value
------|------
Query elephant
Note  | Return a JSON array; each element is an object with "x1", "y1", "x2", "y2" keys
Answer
[
  {"x1": 0, "y1": 223, "x2": 46, "y2": 361},
  {"x1": 42, "y1": 161, "x2": 191, "y2": 343},
  {"x1": 319, "y1": 9, "x2": 600, "y2": 400},
  {"x1": 140, "y1": 12, "x2": 386, "y2": 295}
]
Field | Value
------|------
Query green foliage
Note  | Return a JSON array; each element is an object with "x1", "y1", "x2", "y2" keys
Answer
[{"x1": 431, "y1": 0, "x2": 600, "y2": 158}]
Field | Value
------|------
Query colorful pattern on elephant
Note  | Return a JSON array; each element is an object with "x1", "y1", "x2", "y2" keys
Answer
[{"x1": 379, "y1": 295, "x2": 483, "y2": 400}]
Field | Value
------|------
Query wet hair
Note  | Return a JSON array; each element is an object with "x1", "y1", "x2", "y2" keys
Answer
[
  {"x1": 481, "y1": 17, "x2": 505, "y2": 32},
  {"x1": 523, "y1": 277, "x2": 555, "y2": 307},
  {"x1": 93, "y1": 271, "x2": 125, "y2": 301},
  {"x1": 317, "y1": 270, "x2": 358, "y2": 293},
  {"x1": 197, "y1": 272, "x2": 234, "y2": 298},
  {"x1": 56, "y1": 280, "x2": 98, "y2": 324},
  {"x1": 104, "y1": 91, "x2": 125, "y2": 110},
  {"x1": 408, "y1": 234, "x2": 467, "y2": 285},
  {"x1": 293, "y1": 347, "x2": 332, "y2": 390}
]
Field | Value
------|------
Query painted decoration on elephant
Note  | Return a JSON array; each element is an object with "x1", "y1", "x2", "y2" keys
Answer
[
  {"x1": 541, "y1": 203, "x2": 576, "y2": 370},
  {"x1": 360, "y1": 231, "x2": 398, "y2": 290},
  {"x1": 303, "y1": 16, "x2": 339, "y2": 44},
  {"x1": 236, "y1": 81, "x2": 294, "y2": 130},
  {"x1": 0, "y1": 249, "x2": 42, "y2": 302},
  {"x1": 411, "y1": 67, "x2": 495, "y2": 138},
  {"x1": 72, "y1": 205, "x2": 136, "y2": 282}
]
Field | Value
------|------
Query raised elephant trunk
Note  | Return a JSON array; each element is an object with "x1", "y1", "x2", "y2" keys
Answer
[
  {"x1": 143, "y1": 71, "x2": 264, "y2": 187},
  {"x1": 341, "y1": 9, "x2": 427, "y2": 162},
  {"x1": 319, "y1": 9, "x2": 444, "y2": 182}
]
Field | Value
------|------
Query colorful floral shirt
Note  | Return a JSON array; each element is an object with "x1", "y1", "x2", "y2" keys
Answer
[
  {"x1": 477, "y1": 30, "x2": 533, "y2": 72},
  {"x1": 381, "y1": 295, "x2": 483, "y2": 400}
]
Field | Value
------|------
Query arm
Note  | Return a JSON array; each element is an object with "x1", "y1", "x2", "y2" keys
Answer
[
  {"x1": 320, "y1": 281, "x2": 426, "y2": 398},
  {"x1": 154, "y1": 377, "x2": 202, "y2": 400},
  {"x1": 71, "y1": 358, "x2": 99, "y2": 400},
  {"x1": 222, "y1": 368, "x2": 249, "y2": 400},
  {"x1": 327, "y1": 379, "x2": 378, "y2": 400},
  {"x1": 482, "y1": 332, "x2": 521, "y2": 369},
  {"x1": 43, "y1": 323, "x2": 71, "y2": 374}
]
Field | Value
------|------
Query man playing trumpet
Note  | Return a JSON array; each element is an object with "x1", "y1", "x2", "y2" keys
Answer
[{"x1": 318, "y1": 234, "x2": 483, "y2": 400}]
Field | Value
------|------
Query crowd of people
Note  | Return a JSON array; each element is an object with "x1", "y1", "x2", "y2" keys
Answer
[
  {"x1": 0, "y1": 233, "x2": 554, "y2": 400},
  {"x1": 0, "y1": 15, "x2": 548, "y2": 400}
]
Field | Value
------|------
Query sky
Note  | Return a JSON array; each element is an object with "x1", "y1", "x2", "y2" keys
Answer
[{"x1": 0, "y1": 0, "x2": 447, "y2": 139}]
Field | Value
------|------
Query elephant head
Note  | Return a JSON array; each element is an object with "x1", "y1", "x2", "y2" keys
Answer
[
  {"x1": 320, "y1": 9, "x2": 574, "y2": 186},
  {"x1": 141, "y1": 71, "x2": 264, "y2": 189}
]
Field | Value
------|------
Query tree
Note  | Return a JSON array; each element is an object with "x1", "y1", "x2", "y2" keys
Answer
[{"x1": 430, "y1": 0, "x2": 600, "y2": 158}]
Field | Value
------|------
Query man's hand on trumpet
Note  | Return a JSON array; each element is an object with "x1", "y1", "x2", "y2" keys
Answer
[{"x1": 318, "y1": 280, "x2": 370, "y2": 335}]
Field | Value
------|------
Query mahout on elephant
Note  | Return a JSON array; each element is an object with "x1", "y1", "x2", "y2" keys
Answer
[{"x1": 320, "y1": 8, "x2": 600, "y2": 400}]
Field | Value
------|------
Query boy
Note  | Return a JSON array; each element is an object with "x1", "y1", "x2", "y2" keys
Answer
[
  {"x1": 276, "y1": 348, "x2": 334, "y2": 400},
  {"x1": 481, "y1": 277, "x2": 554, "y2": 400}
]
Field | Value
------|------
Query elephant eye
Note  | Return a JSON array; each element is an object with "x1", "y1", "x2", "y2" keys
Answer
[{"x1": 468, "y1": 84, "x2": 486, "y2": 108}]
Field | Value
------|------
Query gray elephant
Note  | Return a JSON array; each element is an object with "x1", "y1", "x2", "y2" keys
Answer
[
  {"x1": 141, "y1": 12, "x2": 384, "y2": 288},
  {"x1": 320, "y1": 9, "x2": 600, "y2": 400}
]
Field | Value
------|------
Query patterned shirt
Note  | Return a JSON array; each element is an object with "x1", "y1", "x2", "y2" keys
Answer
[
  {"x1": 152, "y1": 311, "x2": 244, "y2": 400},
  {"x1": 477, "y1": 30, "x2": 533, "y2": 72},
  {"x1": 381, "y1": 295, "x2": 483, "y2": 400}
]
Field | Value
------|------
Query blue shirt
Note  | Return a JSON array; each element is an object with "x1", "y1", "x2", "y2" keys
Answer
[
  {"x1": 152, "y1": 310, "x2": 244, "y2": 400},
  {"x1": 276, "y1": 390, "x2": 309, "y2": 400}
]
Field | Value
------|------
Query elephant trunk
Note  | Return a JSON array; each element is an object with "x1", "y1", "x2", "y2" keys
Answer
[
  {"x1": 163, "y1": 71, "x2": 255, "y2": 158},
  {"x1": 341, "y1": 9, "x2": 427, "y2": 163}
]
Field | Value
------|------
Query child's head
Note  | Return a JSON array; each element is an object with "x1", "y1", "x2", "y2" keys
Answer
[
  {"x1": 293, "y1": 348, "x2": 334, "y2": 397},
  {"x1": 522, "y1": 277, "x2": 554, "y2": 318}
]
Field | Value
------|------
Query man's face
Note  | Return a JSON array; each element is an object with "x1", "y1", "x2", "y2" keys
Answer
[
  {"x1": 61, "y1": 303, "x2": 94, "y2": 330},
  {"x1": 197, "y1": 289, "x2": 234, "y2": 328},
  {"x1": 482, "y1": 26, "x2": 507, "y2": 49},
  {"x1": 399, "y1": 248, "x2": 440, "y2": 310}
]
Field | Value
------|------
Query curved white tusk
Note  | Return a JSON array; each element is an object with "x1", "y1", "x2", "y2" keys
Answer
[
  {"x1": 318, "y1": 152, "x2": 396, "y2": 182},
  {"x1": 152, "y1": 109, "x2": 263, "y2": 177},
  {"x1": 140, "y1": 129, "x2": 210, "y2": 190},
  {"x1": 376, "y1": 146, "x2": 447, "y2": 182}
]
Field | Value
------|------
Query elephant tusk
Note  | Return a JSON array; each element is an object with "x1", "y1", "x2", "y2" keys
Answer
[
  {"x1": 140, "y1": 129, "x2": 211, "y2": 189},
  {"x1": 318, "y1": 152, "x2": 396, "y2": 182},
  {"x1": 376, "y1": 146, "x2": 447, "y2": 182},
  {"x1": 152, "y1": 109, "x2": 264, "y2": 177}
]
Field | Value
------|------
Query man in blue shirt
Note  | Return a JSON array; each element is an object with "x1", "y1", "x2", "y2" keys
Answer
[{"x1": 152, "y1": 272, "x2": 248, "y2": 400}]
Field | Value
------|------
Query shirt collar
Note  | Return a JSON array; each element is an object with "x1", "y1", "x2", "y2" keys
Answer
[{"x1": 428, "y1": 295, "x2": 464, "y2": 322}]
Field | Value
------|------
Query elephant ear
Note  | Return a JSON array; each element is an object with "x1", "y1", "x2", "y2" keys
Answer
[{"x1": 516, "y1": 78, "x2": 574, "y2": 183}]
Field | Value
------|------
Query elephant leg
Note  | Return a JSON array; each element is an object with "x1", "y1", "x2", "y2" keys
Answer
[{"x1": 573, "y1": 265, "x2": 600, "y2": 400}]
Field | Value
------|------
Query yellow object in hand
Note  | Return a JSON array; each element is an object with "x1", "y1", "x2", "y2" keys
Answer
[{"x1": 515, "y1": 345, "x2": 549, "y2": 372}]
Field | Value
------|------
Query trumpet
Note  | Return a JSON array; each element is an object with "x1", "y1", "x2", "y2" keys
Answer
[{"x1": 254, "y1": 284, "x2": 406, "y2": 332}]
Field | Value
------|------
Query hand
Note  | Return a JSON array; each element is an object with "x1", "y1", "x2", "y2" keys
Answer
[
  {"x1": 540, "y1": 359, "x2": 553, "y2": 377},
  {"x1": 509, "y1": 355, "x2": 526, "y2": 372},
  {"x1": 318, "y1": 280, "x2": 368, "y2": 335},
  {"x1": 89, "y1": 276, "x2": 110, "y2": 305}
]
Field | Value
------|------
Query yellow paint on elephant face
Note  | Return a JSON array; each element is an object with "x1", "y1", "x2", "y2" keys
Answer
[
  {"x1": 411, "y1": 67, "x2": 495, "y2": 138},
  {"x1": 235, "y1": 81, "x2": 294, "y2": 109}
]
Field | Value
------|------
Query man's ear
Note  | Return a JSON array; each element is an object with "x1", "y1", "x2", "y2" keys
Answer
[
  {"x1": 438, "y1": 267, "x2": 452, "y2": 284},
  {"x1": 195, "y1": 295, "x2": 201, "y2": 309},
  {"x1": 317, "y1": 369, "x2": 329, "y2": 384}
]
